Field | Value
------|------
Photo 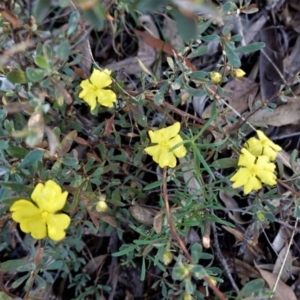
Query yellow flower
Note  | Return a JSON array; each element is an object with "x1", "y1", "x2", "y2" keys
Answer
[
  {"x1": 232, "y1": 68, "x2": 246, "y2": 78},
  {"x1": 79, "y1": 69, "x2": 117, "y2": 109},
  {"x1": 144, "y1": 122, "x2": 187, "y2": 168},
  {"x1": 245, "y1": 130, "x2": 282, "y2": 161},
  {"x1": 10, "y1": 180, "x2": 70, "y2": 241},
  {"x1": 230, "y1": 148, "x2": 277, "y2": 194},
  {"x1": 210, "y1": 71, "x2": 222, "y2": 84},
  {"x1": 95, "y1": 200, "x2": 108, "y2": 212}
]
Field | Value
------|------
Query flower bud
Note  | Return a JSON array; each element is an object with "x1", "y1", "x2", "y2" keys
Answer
[
  {"x1": 96, "y1": 200, "x2": 108, "y2": 212},
  {"x1": 183, "y1": 293, "x2": 193, "y2": 300},
  {"x1": 232, "y1": 68, "x2": 246, "y2": 78},
  {"x1": 162, "y1": 251, "x2": 173, "y2": 265},
  {"x1": 256, "y1": 210, "x2": 266, "y2": 221},
  {"x1": 210, "y1": 71, "x2": 222, "y2": 84}
]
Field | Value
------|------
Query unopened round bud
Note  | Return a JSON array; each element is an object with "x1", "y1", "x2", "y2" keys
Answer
[
  {"x1": 232, "y1": 68, "x2": 246, "y2": 78},
  {"x1": 183, "y1": 293, "x2": 193, "y2": 300},
  {"x1": 162, "y1": 251, "x2": 173, "y2": 265},
  {"x1": 210, "y1": 71, "x2": 222, "y2": 84},
  {"x1": 96, "y1": 200, "x2": 108, "y2": 212}
]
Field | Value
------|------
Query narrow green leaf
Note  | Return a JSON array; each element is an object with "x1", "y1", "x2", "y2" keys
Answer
[
  {"x1": 235, "y1": 42, "x2": 265, "y2": 53},
  {"x1": 143, "y1": 180, "x2": 162, "y2": 191},
  {"x1": 12, "y1": 274, "x2": 30, "y2": 289},
  {"x1": 0, "y1": 182, "x2": 33, "y2": 193},
  {"x1": 112, "y1": 244, "x2": 136, "y2": 257},
  {"x1": 1, "y1": 259, "x2": 29, "y2": 272}
]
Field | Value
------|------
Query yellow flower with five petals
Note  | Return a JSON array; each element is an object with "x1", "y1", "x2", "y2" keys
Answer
[
  {"x1": 230, "y1": 148, "x2": 277, "y2": 194},
  {"x1": 79, "y1": 68, "x2": 117, "y2": 109},
  {"x1": 10, "y1": 180, "x2": 70, "y2": 241},
  {"x1": 144, "y1": 122, "x2": 187, "y2": 168},
  {"x1": 245, "y1": 130, "x2": 282, "y2": 161}
]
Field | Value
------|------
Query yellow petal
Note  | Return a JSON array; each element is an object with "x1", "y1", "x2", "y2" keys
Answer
[
  {"x1": 262, "y1": 147, "x2": 277, "y2": 161},
  {"x1": 245, "y1": 137, "x2": 263, "y2": 157},
  {"x1": 46, "y1": 213, "x2": 71, "y2": 241},
  {"x1": 256, "y1": 156, "x2": 275, "y2": 172},
  {"x1": 21, "y1": 216, "x2": 47, "y2": 239},
  {"x1": 256, "y1": 170, "x2": 277, "y2": 186},
  {"x1": 168, "y1": 135, "x2": 187, "y2": 158},
  {"x1": 158, "y1": 150, "x2": 177, "y2": 168},
  {"x1": 238, "y1": 148, "x2": 256, "y2": 167},
  {"x1": 82, "y1": 91, "x2": 97, "y2": 110},
  {"x1": 90, "y1": 69, "x2": 112, "y2": 89},
  {"x1": 149, "y1": 122, "x2": 180, "y2": 143},
  {"x1": 79, "y1": 79, "x2": 94, "y2": 98},
  {"x1": 144, "y1": 144, "x2": 161, "y2": 157},
  {"x1": 96, "y1": 89, "x2": 117, "y2": 107},
  {"x1": 243, "y1": 176, "x2": 262, "y2": 194},
  {"x1": 10, "y1": 200, "x2": 41, "y2": 223},
  {"x1": 32, "y1": 180, "x2": 68, "y2": 213},
  {"x1": 256, "y1": 130, "x2": 282, "y2": 151},
  {"x1": 231, "y1": 168, "x2": 250, "y2": 187}
]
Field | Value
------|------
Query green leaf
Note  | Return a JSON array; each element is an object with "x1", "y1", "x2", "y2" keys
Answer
[
  {"x1": 56, "y1": 41, "x2": 70, "y2": 61},
  {"x1": 18, "y1": 149, "x2": 43, "y2": 169},
  {"x1": 1, "y1": 259, "x2": 30, "y2": 272},
  {"x1": 0, "y1": 182, "x2": 33, "y2": 193},
  {"x1": 82, "y1": 3, "x2": 105, "y2": 30},
  {"x1": 35, "y1": 274, "x2": 46, "y2": 288},
  {"x1": 136, "y1": 0, "x2": 165, "y2": 11},
  {"x1": 0, "y1": 291, "x2": 13, "y2": 300},
  {"x1": 154, "y1": 82, "x2": 168, "y2": 105},
  {"x1": 26, "y1": 67, "x2": 48, "y2": 82},
  {"x1": 188, "y1": 46, "x2": 208, "y2": 58},
  {"x1": 6, "y1": 146, "x2": 29, "y2": 159},
  {"x1": 191, "y1": 265, "x2": 207, "y2": 279},
  {"x1": 33, "y1": 0, "x2": 53, "y2": 24},
  {"x1": 6, "y1": 70, "x2": 27, "y2": 84},
  {"x1": 34, "y1": 55, "x2": 49, "y2": 69},
  {"x1": 235, "y1": 42, "x2": 265, "y2": 53},
  {"x1": 46, "y1": 260, "x2": 64, "y2": 270},
  {"x1": 198, "y1": 20, "x2": 212, "y2": 35},
  {"x1": 17, "y1": 262, "x2": 35, "y2": 272},
  {"x1": 112, "y1": 244, "x2": 136, "y2": 257},
  {"x1": 210, "y1": 158, "x2": 237, "y2": 168},
  {"x1": 191, "y1": 243, "x2": 202, "y2": 264},
  {"x1": 224, "y1": 42, "x2": 241, "y2": 68},
  {"x1": 12, "y1": 274, "x2": 30, "y2": 289},
  {"x1": 143, "y1": 180, "x2": 162, "y2": 191},
  {"x1": 171, "y1": 10, "x2": 198, "y2": 43},
  {"x1": 238, "y1": 279, "x2": 265, "y2": 298},
  {"x1": 43, "y1": 45, "x2": 53, "y2": 61}
]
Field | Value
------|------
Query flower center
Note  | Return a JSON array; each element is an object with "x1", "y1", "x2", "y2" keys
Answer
[
  {"x1": 159, "y1": 140, "x2": 169, "y2": 150},
  {"x1": 42, "y1": 211, "x2": 50, "y2": 222},
  {"x1": 249, "y1": 165, "x2": 258, "y2": 175}
]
